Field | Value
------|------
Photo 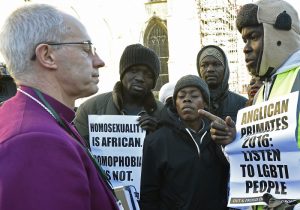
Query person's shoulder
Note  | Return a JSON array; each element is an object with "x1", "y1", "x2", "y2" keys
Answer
[
  {"x1": 228, "y1": 91, "x2": 247, "y2": 102},
  {"x1": 145, "y1": 125, "x2": 172, "y2": 142},
  {"x1": 1, "y1": 130, "x2": 80, "y2": 155},
  {"x1": 228, "y1": 90, "x2": 247, "y2": 98},
  {"x1": 84, "y1": 91, "x2": 112, "y2": 104},
  {"x1": 0, "y1": 102, "x2": 66, "y2": 143},
  {"x1": 155, "y1": 99, "x2": 164, "y2": 111},
  {"x1": 78, "y1": 91, "x2": 113, "y2": 110}
]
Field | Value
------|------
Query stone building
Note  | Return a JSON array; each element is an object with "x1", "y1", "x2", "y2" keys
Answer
[{"x1": 0, "y1": 0, "x2": 251, "y2": 106}]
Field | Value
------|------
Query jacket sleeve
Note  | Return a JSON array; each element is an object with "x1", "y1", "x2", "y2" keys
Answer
[
  {"x1": 0, "y1": 132, "x2": 98, "y2": 210},
  {"x1": 140, "y1": 135, "x2": 162, "y2": 210}
]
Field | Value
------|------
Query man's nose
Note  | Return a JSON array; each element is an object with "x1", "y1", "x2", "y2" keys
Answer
[
  {"x1": 243, "y1": 41, "x2": 252, "y2": 54},
  {"x1": 207, "y1": 64, "x2": 215, "y2": 72},
  {"x1": 135, "y1": 71, "x2": 145, "y2": 81},
  {"x1": 183, "y1": 96, "x2": 191, "y2": 102},
  {"x1": 93, "y1": 53, "x2": 105, "y2": 69}
]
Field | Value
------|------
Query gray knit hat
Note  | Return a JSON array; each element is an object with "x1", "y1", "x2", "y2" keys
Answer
[
  {"x1": 119, "y1": 44, "x2": 161, "y2": 88},
  {"x1": 197, "y1": 46, "x2": 225, "y2": 68},
  {"x1": 173, "y1": 75, "x2": 210, "y2": 107}
]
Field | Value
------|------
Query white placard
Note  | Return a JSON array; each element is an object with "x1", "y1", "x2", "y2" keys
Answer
[
  {"x1": 225, "y1": 91, "x2": 300, "y2": 207},
  {"x1": 88, "y1": 115, "x2": 146, "y2": 200}
]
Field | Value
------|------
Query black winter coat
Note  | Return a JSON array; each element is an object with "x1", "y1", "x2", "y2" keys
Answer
[{"x1": 140, "y1": 113, "x2": 229, "y2": 210}]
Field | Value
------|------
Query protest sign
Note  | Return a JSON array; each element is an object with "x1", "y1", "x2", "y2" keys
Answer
[
  {"x1": 88, "y1": 115, "x2": 146, "y2": 200},
  {"x1": 226, "y1": 91, "x2": 300, "y2": 207}
]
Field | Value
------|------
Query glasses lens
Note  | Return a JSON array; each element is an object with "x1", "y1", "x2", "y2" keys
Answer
[
  {"x1": 92, "y1": 46, "x2": 96, "y2": 55},
  {"x1": 90, "y1": 44, "x2": 96, "y2": 56},
  {"x1": 84, "y1": 42, "x2": 95, "y2": 56}
]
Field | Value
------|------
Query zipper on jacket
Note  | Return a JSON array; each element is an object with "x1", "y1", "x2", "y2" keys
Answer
[{"x1": 185, "y1": 128, "x2": 207, "y2": 157}]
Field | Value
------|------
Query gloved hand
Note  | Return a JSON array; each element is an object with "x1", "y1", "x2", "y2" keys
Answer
[{"x1": 137, "y1": 113, "x2": 158, "y2": 133}]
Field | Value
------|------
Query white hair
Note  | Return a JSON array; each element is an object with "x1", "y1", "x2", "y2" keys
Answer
[{"x1": 0, "y1": 4, "x2": 68, "y2": 79}]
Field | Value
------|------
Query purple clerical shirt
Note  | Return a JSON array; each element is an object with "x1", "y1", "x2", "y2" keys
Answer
[{"x1": 0, "y1": 86, "x2": 119, "y2": 210}]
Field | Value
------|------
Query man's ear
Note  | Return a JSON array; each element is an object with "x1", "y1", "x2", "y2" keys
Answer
[{"x1": 35, "y1": 44, "x2": 58, "y2": 70}]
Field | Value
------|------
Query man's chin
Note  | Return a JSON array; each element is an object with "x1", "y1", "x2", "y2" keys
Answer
[
  {"x1": 207, "y1": 83, "x2": 219, "y2": 89},
  {"x1": 80, "y1": 86, "x2": 99, "y2": 98},
  {"x1": 248, "y1": 70, "x2": 259, "y2": 77},
  {"x1": 130, "y1": 90, "x2": 147, "y2": 97},
  {"x1": 247, "y1": 66, "x2": 259, "y2": 77}
]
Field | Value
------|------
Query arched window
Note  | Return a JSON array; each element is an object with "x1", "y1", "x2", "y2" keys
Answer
[{"x1": 144, "y1": 18, "x2": 169, "y2": 91}]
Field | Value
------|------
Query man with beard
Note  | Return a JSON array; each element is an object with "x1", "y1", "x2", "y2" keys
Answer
[
  {"x1": 74, "y1": 43, "x2": 163, "y2": 146},
  {"x1": 197, "y1": 45, "x2": 247, "y2": 122}
]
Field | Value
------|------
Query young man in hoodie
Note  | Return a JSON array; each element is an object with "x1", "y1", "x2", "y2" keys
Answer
[
  {"x1": 197, "y1": 45, "x2": 247, "y2": 123},
  {"x1": 140, "y1": 75, "x2": 235, "y2": 210}
]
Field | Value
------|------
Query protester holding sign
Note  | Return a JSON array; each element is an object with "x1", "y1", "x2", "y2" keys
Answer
[
  {"x1": 209, "y1": 0, "x2": 300, "y2": 209},
  {"x1": 140, "y1": 75, "x2": 235, "y2": 210},
  {"x1": 74, "y1": 43, "x2": 164, "y2": 146},
  {"x1": 74, "y1": 43, "x2": 163, "y2": 209},
  {"x1": 0, "y1": 4, "x2": 119, "y2": 210},
  {"x1": 224, "y1": 92, "x2": 300, "y2": 209},
  {"x1": 236, "y1": 0, "x2": 300, "y2": 105},
  {"x1": 236, "y1": 0, "x2": 300, "y2": 209}
]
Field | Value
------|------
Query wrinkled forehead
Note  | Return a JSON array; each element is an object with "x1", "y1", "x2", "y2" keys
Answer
[{"x1": 241, "y1": 25, "x2": 263, "y2": 39}]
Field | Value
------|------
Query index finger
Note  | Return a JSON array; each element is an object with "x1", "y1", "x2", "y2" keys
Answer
[{"x1": 198, "y1": 109, "x2": 224, "y2": 124}]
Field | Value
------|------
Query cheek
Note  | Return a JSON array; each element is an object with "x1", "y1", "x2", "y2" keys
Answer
[
  {"x1": 254, "y1": 42, "x2": 263, "y2": 55},
  {"x1": 196, "y1": 99, "x2": 205, "y2": 109},
  {"x1": 145, "y1": 78, "x2": 155, "y2": 88},
  {"x1": 175, "y1": 99, "x2": 181, "y2": 110},
  {"x1": 217, "y1": 69, "x2": 225, "y2": 81},
  {"x1": 121, "y1": 78, "x2": 130, "y2": 89},
  {"x1": 79, "y1": 51, "x2": 89, "y2": 57},
  {"x1": 200, "y1": 69, "x2": 206, "y2": 77}
]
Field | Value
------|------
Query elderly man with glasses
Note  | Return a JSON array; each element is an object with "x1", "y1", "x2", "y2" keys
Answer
[{"x1": 0, "y1": 4, "x2": 119, "y2": 210}]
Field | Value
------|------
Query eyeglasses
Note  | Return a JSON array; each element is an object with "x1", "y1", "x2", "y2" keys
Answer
[{"x1": 31, "y1": 41, "x2": 96, "y2": 60}]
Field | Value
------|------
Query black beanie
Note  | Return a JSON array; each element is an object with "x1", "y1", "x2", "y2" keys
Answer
[
  {"x1": 119, "y1": 44, "x2": 161, "y2": 88},
  {"x1": 173, "y1": 75, "x2": 210, "y2": 107},
  {"x1": 236, "y1": 3, "x2": 259, "y2": 33}
]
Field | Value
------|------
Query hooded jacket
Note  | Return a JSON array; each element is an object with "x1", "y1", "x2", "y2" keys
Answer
[
  {"x1": 197, "y1": 45, "x2": 247, "y2": 122},
  {"x1": 74, "y1": 81, "x2": 164, "y2": 146},
  {"x1": 140, "y1": 111, "x2": 229, "y2": 210}
]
